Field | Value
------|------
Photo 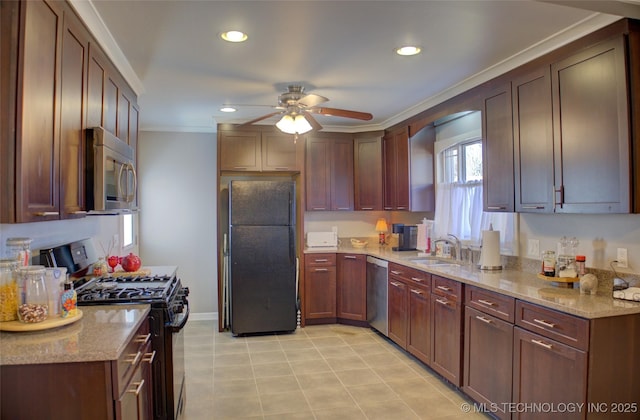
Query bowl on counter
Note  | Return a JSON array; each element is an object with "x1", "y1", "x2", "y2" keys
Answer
[{"x1": 350, "y1": 239, "x2": 368, "y2": 249}]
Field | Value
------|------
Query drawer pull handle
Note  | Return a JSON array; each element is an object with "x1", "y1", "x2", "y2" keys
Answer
[
  {"x1": 142, "y1": 351, "x2": 156, "y2": 364},
  {"x1": 533, "y1": 318, "x2": 556, "y2": 328},
  {"x1": 125, "y1": 351, "x2": 142, "y2": 366},
  {"x1": 312, "y1": 207, "x2": 326, "y2": 210},
  {"x1": 390, "y1": 270, "x2": 402, "y2": 275},
  {"x1": 436, "y1": 285, "x2": 452, "y2": 292},
  {"x1": 531, "y1": 339, "x2": 553, "y2": 350},
  {"x1": 134, "y1": 333, "x2": 151, "y2": 344},
  {"x1": 33, "y1": 211, "x2": 60, "y2": 216},
  {"x1": 410, "y1": 289, "x2": 423, "y2": 295},
  {"x1": 360, "y1": 207, "x2": 374, "y2": 210},
  {"x1": 390, "y1": 281, "x2": 402, "y2": 287},
  {"x1": 315, "y1": 259, "x2": 328, "y2": 262},
  {"x1": 478, "y1": 299, "x2": 495, "y2": 306},
  {"x1": 476, "y1": 315, "x2": 492, "y2": 324},
  {"x1": 127, "y1": 380, "x2": 145, "y2": 396},
  {"x1": 435, "y1": 298, "x2": 449, "y2": 306},
  {"x1": 315, "y1": 268, "x2": 328, "y2": 272},
  {"x1": 487, "y1": 206, "x2": 507, "y2": 210},
  {"x1": 521, "y1": 205, "x2": 545, "y2": 209},
  {"x1": 344, "y1": 256, "x2": 357, "y2": 259},
  {"x1": 70, "y1": 210, "x2": 88, "y2": 215},
  {"x1": 410, "y1": 277, "x2": 422, "y2": 282}
]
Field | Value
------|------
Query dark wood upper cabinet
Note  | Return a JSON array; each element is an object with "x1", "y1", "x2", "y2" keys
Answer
[
  {"x1": 482, "y1": 83, "x2": 515, "y2": 213},
  {"x1": 512, "y1": 67, "x2": 554, "y2": 213},
  {"x1": 262, "y1": 132, "x2": 299, "y2": 171},
  {"x1": 354, "y1": 133, "x2": 383, "y2": 211},
  {"x1": 383, "y1": 126, "x2": 435, "y2": 212},
  {"x1": 305, "y1": 133, "x2": 353, "y2": 211},
  {"x1": 218, "y1": 128, "x2": 299, "y2": 173},
  {"x1": 552, "y1": 36, "x2": 630, "y2": 213}
]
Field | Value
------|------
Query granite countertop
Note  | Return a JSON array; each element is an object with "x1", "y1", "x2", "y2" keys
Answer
[
  {"x1": 304, "y1": 244, "x2": 640, "y2": 319},
  {"x1": 0, "y1": 304, "x2": 150, "y2": 366}
]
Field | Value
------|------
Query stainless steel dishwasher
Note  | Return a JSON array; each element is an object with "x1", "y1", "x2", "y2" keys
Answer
[{"x1": 366, "y1": 256, "x2": 389, "y2": 336}]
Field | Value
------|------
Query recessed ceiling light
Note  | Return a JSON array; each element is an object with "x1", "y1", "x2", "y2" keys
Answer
[
  {"x1": 221, "y1": 30, "x2": 248, "y2": 43},
  {"x1": 396, "y1": 45, "x2": 421, "y2": 56},
  {"x1": 220, "y1": 107, "x2": 237, "y2": 113}
]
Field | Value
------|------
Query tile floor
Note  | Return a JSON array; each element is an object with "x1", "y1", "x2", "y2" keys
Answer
[{"x1": 182, "y1": 320, "x2": 490, "y2": 419}]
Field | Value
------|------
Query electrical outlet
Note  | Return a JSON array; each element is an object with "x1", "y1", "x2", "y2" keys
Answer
[
  {"x1": 617, "y1": 248, "x2": 628, "y2": 268},
  {"x1": 527, "y1": 239, "x2": 540, "y2": 257}
]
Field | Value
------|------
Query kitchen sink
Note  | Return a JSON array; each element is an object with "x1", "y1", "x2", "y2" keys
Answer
[{"x1": 409, "y1": 258, "x2": 460, "y2": 268}]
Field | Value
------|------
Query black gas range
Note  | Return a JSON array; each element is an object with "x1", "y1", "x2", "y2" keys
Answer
[{"x1": 76, "y1": 273, "x2": 189, "y2": 420}]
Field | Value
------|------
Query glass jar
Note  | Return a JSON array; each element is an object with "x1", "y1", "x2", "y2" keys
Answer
[
  {"x1": 17, "y1": 266, "x2": 48, "y2": 323},
  {"x1": 6, "y1": 237, "x2": 32, "y2": 267},
  {"x1": 0, "y1": 259, "x2": 19, "y2": 321},
  {"x1": 92, "y1": 257, "x2": 109, "y2": 277},
  {"x1": 542, "y1": 250, "x2": 556, "y2": 277}
]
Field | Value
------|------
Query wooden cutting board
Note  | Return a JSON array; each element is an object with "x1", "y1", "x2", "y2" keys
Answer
[
  {"x1": 0, "y1": 310, "x2": 83, "y2": 332},
  {"x1": 108, "y1": 268, "x2": 152, "y2": 277}
]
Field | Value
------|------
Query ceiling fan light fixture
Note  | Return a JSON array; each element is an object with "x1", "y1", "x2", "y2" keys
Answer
[
  {"x1": 276, "y1": 114, "x2": 312, "y2": 135},
  {"x1": 396, "y1": 45, "x2": 421, "y2": 56},
  {"x1": 220, "y1": 106, "x2": 237, "y2": 112},
  {"x1": 220, "y1": 30, "x2": 248, "y2": 43}
]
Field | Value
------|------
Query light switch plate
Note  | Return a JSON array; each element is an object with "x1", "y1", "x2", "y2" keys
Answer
[{"x1": 527, "y1": 239, "x2": 540, "y2": 258}]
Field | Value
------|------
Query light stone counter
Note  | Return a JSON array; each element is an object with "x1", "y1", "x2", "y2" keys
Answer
[
  {"x1": 304, "y1": 245, "x2": 640, "y2": 319},
  {"x1": 0, "y1": 304, "x2": 150, "y2": 366}
]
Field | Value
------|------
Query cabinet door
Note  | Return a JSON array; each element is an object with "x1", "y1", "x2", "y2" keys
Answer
[
  {"x1": 305, "y1": 137, "x2": 332, "y2": 210},
  {"x1": 388, "y1": 278, "x2": 408, "y2": 348},
  {"x1": 304, "y1": 266, "x2": 336, "y2": 319},
  {"x1": 354, "y1": 136, "x2": 383, "y2": 210},
  {"x1": 431, "y1": 294, "x2": 463, "y2": 385},
  {"x1": 118, "y1": 90, "x2": 131, "y2": 143},
  {"x1": 87, "y1": 43, "x2": 107, "y2": 129},
  {"x1": 337, "y1": 254, "x2": 366, "y2": 320},
  {"x1": 59, "y1": 10, "x2": 88, "y2": 219},
  {"x1": 482, "y1": 83, "x2": 515, "y2": 212},
  {"x1": 16, "y1": 0, "x2": 63, "y2": 222},
  {"x1": 219, "y1": 131, "x2": 262, "y2": 171},
  {"x1": 407, "y1": 283, "x2": 430, "y2": 365},
  {"x1": 512, "y1": 67, "x2": 554, "y2": 213},
  {"x1": 513, "y1": 327, "x2": 587, "y2": 420},
  {"x1": 104, "y1": 75, "x2": 118, "y2": 135},
  {"x1": 262, "y1": 133, "x2": 298, "y2": 171},
  {"x1": 463, "y1": 306, "x2": 513, "y2": 420},
  {"x1": 383, "y1": 128, "x2": 410, "y2": 211},
  {"x1": 330, "y1": 137, "x2": 354, "y2": 210},
  {"x1": 552, "y1": 37, "x2": 630, "y2": 213}
]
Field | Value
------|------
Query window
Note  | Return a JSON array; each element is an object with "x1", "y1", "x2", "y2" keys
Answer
[
  {"x1": 433, "y1": 111, "x2": 516, "y2": 254},
  {"x1": 120, "y1": 213, "x2": 137, "y2": 250}
]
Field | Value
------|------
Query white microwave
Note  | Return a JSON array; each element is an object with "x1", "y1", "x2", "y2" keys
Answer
[{"x1": 86, "y1": 127, "x2": 137, "y2": 214}]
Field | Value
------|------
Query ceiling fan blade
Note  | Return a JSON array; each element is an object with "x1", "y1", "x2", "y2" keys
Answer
[
  {"x1": 309, "y1": 107, "x2": 373, "y2": 121},
  {"x1": 302, "y1": 111, "x2": 323, "y2": 132},
  {"x1": 240, "y1": 111, "x2": 283, "y2": 126},
  {"x1": 298, "y1": 93, "x2": 329, "y2": 108}
]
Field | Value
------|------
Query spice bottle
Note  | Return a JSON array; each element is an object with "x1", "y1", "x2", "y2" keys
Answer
[
  {"x1": 575, "y1": 255, "x2": 586, "y2": 277},
  {"x1": 60, "y1": 276, "x2": 77, "y2": 318},
  {"x1": 542, "y1": 250, "x2": 556, "y2": 277},
  {"x1": 17, "y1": 266, "x2": 48, "y2": 323},
  {"x1": 0, "y1": 259, "x2": 19, "y2": 321}
]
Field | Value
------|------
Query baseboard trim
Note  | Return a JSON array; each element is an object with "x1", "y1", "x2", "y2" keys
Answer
[{"x1": 189, "y1": 312, "x2": 217, "y2": 321}]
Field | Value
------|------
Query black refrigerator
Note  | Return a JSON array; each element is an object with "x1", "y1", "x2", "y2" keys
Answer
[{"x1": 229, "y1": 180, "x2": 297, "y2": 335}]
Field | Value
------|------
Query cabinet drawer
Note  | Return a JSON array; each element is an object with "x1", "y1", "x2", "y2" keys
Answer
[
  {"x1": 112, "y1": 318, "x2": 151, "y2": 398},
  {"x1": 515, "y1": 301, "x2": 589, "y2": 351},
  {"x1": 305, "y1": 253, "x2": 336, "y2": 267},
  {"x1": 432, "y1": 275, "x2": 462, "y2": 301},
  {"x1": 465, "y1": 286, "x2": 515, "y2": 323},
  {"x1": 389, "y1": 263, "x2": 430, "y2": 288}
]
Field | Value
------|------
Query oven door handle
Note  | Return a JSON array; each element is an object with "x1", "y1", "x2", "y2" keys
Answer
[{"x1": 171, "y1": 302, "x2": 190, "y2": 332}]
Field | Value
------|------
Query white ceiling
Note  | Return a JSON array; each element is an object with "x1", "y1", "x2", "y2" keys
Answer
[{"x1": 70, "y1": 1, "x2": 640, "y2": 133}]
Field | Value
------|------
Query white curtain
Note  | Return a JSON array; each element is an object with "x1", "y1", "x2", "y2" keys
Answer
[{"x1": 434, "y1": 182, "x2": 517, "y2": 254}]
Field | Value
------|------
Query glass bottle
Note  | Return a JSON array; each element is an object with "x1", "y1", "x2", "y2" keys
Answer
[
  {"x1": 5, "y1": 237, "x2": 32, "y2": 267},
  {"x1": 542, "y1": 250, "x2": 556, "y2": 277},
  {"x1": 17, "y1": 266, "x2": 48, "y2": 323},
  {"x1": 0, "y1": 259, "x2": 19, "y2": 321}
]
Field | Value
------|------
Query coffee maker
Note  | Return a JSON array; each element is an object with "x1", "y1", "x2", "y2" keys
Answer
[{"x1": 392, "y1": 224, "x2": 418, "y2": 251}]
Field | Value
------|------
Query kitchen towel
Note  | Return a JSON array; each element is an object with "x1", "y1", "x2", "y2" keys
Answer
[{"x1": 480, "y1": 229, "x2": 501, "y2": 269}]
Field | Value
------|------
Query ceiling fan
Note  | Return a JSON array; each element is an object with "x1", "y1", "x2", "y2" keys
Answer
[{"x1": 238, "y1": 85, "x2": 373, "y2": 135}]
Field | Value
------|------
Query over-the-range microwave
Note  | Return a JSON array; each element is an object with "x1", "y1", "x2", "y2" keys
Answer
[{"x1": 85, "y1": 127, "x2": 137, "y2": 214}]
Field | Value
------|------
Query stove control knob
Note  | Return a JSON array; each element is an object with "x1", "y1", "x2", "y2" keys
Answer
[{"x1": 181, "y1": 287, "x2": 190, "y2": 297}]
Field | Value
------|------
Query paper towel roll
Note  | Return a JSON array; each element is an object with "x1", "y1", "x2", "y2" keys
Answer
[{"x1": 480, "y1": 229, "x2": 502, "y2": 270}]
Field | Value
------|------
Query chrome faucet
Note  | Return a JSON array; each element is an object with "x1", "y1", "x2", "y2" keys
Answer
[{"x1": 447, "y1": 234, "x2": 462, "y2": 262}]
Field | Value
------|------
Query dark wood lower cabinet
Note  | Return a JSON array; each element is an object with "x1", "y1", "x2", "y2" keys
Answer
[
  {"x1": 337, "y1": 254, "x2": 366, "y2": 321},
  {"x1": 512, "y1": 326, "x2": 587, "y2": 420},
  {"x1": 407, "y1": 282, "x2": 430, "y2": 365},
  {"x1": 463, "y1": 306, "x2": 513, "y2": 420},
  {"x1": 388, "y1": 278, "x2": 408, "y2": 348},
  {"x1": 430, "y1": 292, "x2": 463, "y2": 386}
]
